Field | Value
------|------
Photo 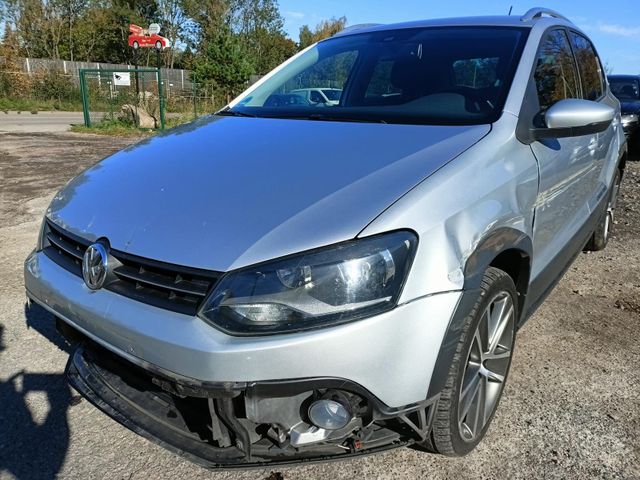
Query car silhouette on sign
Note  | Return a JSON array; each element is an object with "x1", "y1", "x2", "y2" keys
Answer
[{"x1": 128, "y1": 23, "x2": 171, "y2": 50}]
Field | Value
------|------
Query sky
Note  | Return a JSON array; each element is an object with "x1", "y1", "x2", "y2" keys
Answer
[{"x1": 278, "y1": 0, "x2": 640, "y2": 74}]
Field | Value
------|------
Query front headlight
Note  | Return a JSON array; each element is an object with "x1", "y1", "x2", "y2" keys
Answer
[
  {"x1": 198, "y1": 231, "x2": 418, "y2": 335},
  {"x1": 621, "y1": 114, "x2": 639, "y2": 125}
]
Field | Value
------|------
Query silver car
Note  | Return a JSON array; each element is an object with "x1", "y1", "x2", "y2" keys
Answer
[{"x1": 25, "y1": 8, "x2": 626, "y2": 467}]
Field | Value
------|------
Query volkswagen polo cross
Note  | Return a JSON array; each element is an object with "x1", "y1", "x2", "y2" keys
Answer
[{"x1": 24, "y1": 7, "x2": 626, "y2": 468}]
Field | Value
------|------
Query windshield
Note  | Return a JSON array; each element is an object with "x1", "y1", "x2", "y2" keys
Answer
[
  {"x1": 609, "y1": 78, "x2": 640, "y2": 100},
  {"x1": 228, "y1": 26, "x2": 528, "y2": 126}
]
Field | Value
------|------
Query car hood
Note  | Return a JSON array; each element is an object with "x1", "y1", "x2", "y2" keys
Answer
[
  {"x1": 49, "y1": 116, "x2": 489, "y2": 271},
  {"x1": 620, "y1": 100, "x2": 640, "y2": 114}
]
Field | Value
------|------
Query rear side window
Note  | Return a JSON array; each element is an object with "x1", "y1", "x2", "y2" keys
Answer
[
  {"x1": 534, "y1": 30, "x2": 580, "y2": 111},
  {"x1": 569, "y1": 32, "x2": 604, "y2": 101}
]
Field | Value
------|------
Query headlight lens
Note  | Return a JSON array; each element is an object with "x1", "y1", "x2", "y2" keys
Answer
[
  {"x1": 622, "y1": 114, "x2": 639, "y2": 125},
  {"x1": 198, "y1": 231, "x2": 417, "y2": 335}
]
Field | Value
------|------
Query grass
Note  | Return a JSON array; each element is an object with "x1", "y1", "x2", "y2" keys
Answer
[
  {"x1": 70, "y1": 114, "x2": 197, "y2": 137},
  {"x1": 70, "y1": 118, "x2": 154, "y2": 137}
]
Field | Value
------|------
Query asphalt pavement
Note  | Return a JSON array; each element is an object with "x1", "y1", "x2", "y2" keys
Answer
[{"x1": 0, "y1": 111, "x2": 91, "y2": 133}]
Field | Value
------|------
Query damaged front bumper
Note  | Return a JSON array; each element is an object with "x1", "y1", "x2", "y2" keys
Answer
[{"x1": 66, "y1": 338, "x2": 439, "y2": 468}]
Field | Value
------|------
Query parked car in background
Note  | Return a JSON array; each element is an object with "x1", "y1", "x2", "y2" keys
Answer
[
  {"x1": 608, "y1": 75, "x2": 640, "y2": 143},
  {"x1": 263, "y1": 93, "x2": 310, "y2": 107},
  {"x1": 291, "y1": 88, "x2": 343, "y2": 105},
  {"x1": 25, "y1": 7, "x2": 626, "y2": 469}
]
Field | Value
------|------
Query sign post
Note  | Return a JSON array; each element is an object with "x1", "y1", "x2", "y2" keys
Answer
[
  {"x1": 128, "y1": 23, "x2": 171, "y2": 129},
  {"x1": 156, "y1": 50, "x2": 166, "y2": 130}
]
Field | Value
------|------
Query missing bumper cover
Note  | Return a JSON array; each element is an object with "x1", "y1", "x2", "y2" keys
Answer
[{"x1": 65, "y1": 340, "x2": 438, "y2": 468}]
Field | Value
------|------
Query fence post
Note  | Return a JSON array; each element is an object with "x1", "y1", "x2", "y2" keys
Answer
[
  {"x1": 192, "y1": 78, "x2": 197, "y2": 120},
  {"x1": 156, "y1": 53, "x2": 166, "y2": 130},
  {"x1": 79, "y1": 70, "x2": 91, "y2": 127}
]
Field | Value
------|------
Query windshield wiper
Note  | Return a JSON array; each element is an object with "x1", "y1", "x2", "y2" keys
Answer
[{"x1": 216, "y1": 109, "x2": 257, "y2": 118}]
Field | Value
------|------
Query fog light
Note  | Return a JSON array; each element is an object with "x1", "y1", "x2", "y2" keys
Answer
[{"x1": 308, "y1": 399, "x2": 352, "y2": 430}]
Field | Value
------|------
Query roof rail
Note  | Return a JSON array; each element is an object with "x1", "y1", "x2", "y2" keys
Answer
[
  {"x1": 521, "y1": 7, "x2": 571, "y2": 23},
  {"x1": 334, "y1": 23, "x2": 384, "y2": 36}
]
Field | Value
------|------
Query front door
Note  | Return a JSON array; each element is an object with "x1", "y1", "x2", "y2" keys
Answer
[{"x1": 529, "y1": 29, "x2": 597, "y2": 284}]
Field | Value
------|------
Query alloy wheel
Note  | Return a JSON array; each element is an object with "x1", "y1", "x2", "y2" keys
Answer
[
  {"x1": 457, "y1": 291, "x2": 515, "y2": 442},
  {"x1": 604, "y1": 174, "x2": 622, "y2": 241}
]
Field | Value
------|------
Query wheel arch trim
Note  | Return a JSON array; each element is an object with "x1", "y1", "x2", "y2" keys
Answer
[{"x1": 426, "y1": 227, "x2": 531, "y2": 398}]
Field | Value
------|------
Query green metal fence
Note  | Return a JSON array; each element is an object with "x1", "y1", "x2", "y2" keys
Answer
[
  {"x1": 79, "y1": 68, "x2": 221, "y2": 129},
  {"x1": 79, "y1": 68, "x2": 166, "y2": 128}
]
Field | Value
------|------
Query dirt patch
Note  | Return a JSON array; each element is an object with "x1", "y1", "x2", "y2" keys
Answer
[{"x1": 0, "y1": 132, "x2": 139, "y2": 226}]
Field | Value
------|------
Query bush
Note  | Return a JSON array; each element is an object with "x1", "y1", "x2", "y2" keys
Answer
[
  {"x1": 31, "y1": 69, "x2": 81, "y2": 106},
  {"x1": 0, "y1": 62, "x2": 82, "y2": 111}
]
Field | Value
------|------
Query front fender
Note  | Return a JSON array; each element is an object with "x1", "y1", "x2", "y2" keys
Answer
[
  {"x1": 463, "y1": 227, "x2": 532, "y2": 291},
  {"x1": 360, "y1": 114, "x2": 539, "y2": 305}
]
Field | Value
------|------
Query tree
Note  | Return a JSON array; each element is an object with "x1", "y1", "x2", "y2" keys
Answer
[
  {"x1": 298, "y1": 16, "x2": 347, "y2": 49},
  {"x1": 0, "y1": 23, "x2": 33, "y2": 98},
  {"x1": 192, "y1": 23, "x2": 253, "y2": 102},
  {"x1": 181, "y1": 0, "x2": 227, "y2": 52},
  {"x1": 156, "y1": 0, "x2": 191, "y2": 68},
  {"x1": 227, "y1": 0, "x2": 292, "y2": 74},
  {"x1": 603, "y1": 60, "x2": 614, "y2": 75},
  {"x1": 298, "y1": 24, "x2": 313, "y2": 49},
  {"x1": 184, "y1": 0, "x2": 294, "y2": 76},
  {"x1": 0, "y1": 0, "x2": 301, "y2": 106}
]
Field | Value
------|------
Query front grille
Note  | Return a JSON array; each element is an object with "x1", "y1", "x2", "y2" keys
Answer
[{"x1": 43, "y1": 220, "x2": 221, "y2": 315}]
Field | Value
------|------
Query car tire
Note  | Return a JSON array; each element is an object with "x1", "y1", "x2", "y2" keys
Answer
[
  {"x1": 420, "y1": 267, "x2": 517, "y2": 456},
  {"x1": 156, "y1": 41, "x2": 162, "y2": 50},
  {"x1": 133, "y1": 41, "x2": 139, "y2": 49},
  {"x1": 585, "y1": 169, "x2": 622, "y2": 252}
]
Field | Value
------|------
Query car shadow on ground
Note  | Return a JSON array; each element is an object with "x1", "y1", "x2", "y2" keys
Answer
[
  {"x1": 0, "y1": 306, "x2": 73, "y2": 480},
  {"x1": 629, "y1": 139, "x2": 640, "y2": 161},
  {"x1": 24, "y1": 301, "x2": 72, "y2": 354}
]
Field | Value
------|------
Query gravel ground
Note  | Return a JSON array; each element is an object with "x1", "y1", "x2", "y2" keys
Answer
[{"x1": 0, "y1": 131, "x2": 639, "y2": 480}]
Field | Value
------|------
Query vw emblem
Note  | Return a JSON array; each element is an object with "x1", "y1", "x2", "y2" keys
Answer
[{"x1": 82, "y1": 243, "x2": 108, "y2": 290}]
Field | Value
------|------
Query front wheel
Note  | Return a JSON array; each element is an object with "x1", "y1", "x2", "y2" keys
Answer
[
  {"x1": 421, "y1": 267, "x2": 517, "y2": 456},
  {"x1": 132, "y1": 41, "x2": 139, "y2": 50}
]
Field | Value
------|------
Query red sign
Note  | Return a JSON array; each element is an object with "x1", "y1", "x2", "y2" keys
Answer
[{"x1": 128, "y1": 24, "x2": 171, "y2": 50}]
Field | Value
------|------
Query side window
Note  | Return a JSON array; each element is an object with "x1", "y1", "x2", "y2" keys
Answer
[
  {"x1": 452, "y1": 58, "x2": 500, "y2": 88},
  {"x1": 569, "y1": 32, "x2": 604, "y2": 101},
  {"x1": 534, "y1": 30, "x2": 580, "y2": 111}
]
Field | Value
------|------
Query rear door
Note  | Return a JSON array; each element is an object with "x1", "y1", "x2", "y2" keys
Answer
[{"x1": 529, "y1": 29, "x2": 594, "y2": 281}]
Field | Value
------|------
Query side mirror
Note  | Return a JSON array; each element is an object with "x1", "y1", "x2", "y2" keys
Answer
[{"x1": 531, "y1": 99, "x2": 615, "y2": 140}]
